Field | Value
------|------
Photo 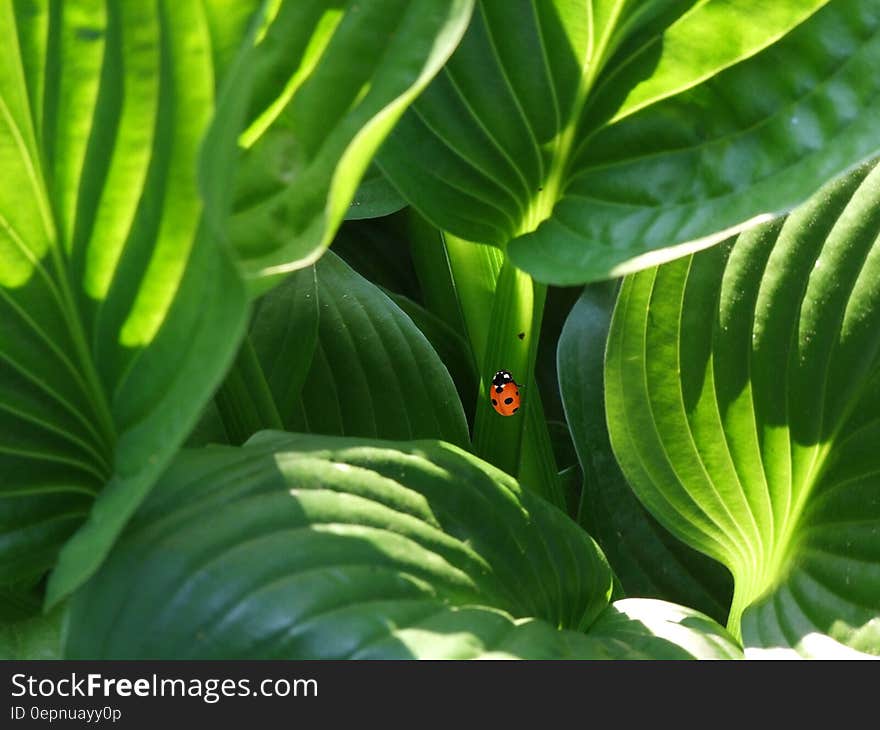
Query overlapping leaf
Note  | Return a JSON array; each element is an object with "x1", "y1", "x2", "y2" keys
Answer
[
  {"x1": 558, "y1": 284, "x2": 732, "y2": 623},
  {"x1": 0, "y1": 1, "x2": 255, "y2": 607},
  {"x1": 378, "y1": 0, "x2": 880, "y2": 284},
  {"x1": 345, "y1": 164, "x2": 407, "y2": 221},
  {"x1": 252, "y1": 252, "x2": 470, "y2": 448},
  {"x1": 66, "y1": 432, "x2": 740, "y2": 659},
  {"x1": 411, "y1": 227, "x2": 563, "y2": 507},
  {"x1": 0, "y1": 0, "x2": 478, "y2": 610},
  {"x1": 227, "y1": 0, "x2": 474, "y2": 286},
  {"x1": 387, "y1": 292, "x2": 479, "y2": 422},
  {"x1": 606, "y1": 160, "x2": 880, "y2": 657}
]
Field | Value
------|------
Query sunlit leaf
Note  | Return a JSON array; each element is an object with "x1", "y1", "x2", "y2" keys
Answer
[
  {"x1": 0, "y1": 1, "x2": 255, "y2": 606},
  {"x1": 606, "y1": 160, "x2": 880, "y2": 656},
  {"x1": 558, "y1": 282, "x2": 732, "y2": 623},
  {"x1": 227, "y1": 0, "x2": 474, "y2": 287},
  {"x1": 379, "y1": 0, "x2": 880, "y2": 284},
  {"x1": 66, "y1": 432, "x2": 739, "y2": 659}
]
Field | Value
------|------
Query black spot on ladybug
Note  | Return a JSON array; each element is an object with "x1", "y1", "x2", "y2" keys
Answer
[
  {"x1": 495, "y1": 385, "x2": 504, "y2": 393},
  {"x1": 491, "y1": 398, "x2": 498, "y2": 406},
  {"x1": 504, "y1": 397, "x2": 514, "y2": 405},
  {"x1": 517, "y1": 332, "x2": 525, "y2": 340},
  {"x1": 512, "y1": 407, "x2": 519, "y2": 413},
  {"x1": 515, "y1": 390, "x2": 519, "y2": 395}
]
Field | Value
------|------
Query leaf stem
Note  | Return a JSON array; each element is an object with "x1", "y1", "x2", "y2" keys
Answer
[{"x1": 440, "y1": 232, "x2": 562, "y2": 506}]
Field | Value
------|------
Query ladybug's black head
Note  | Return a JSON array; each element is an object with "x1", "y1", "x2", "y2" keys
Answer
[{"x1": 492, "y1": 370, "x2": 514, "y2": 387}]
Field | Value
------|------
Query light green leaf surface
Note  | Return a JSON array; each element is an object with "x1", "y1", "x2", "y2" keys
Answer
[
  {"x1": 558, "y1": 283, "x2": 732, "y2": 624},
  {"x1": 606, "y1": 160, "x2": 880, "y2": 656},
  {"x1": 66, "y1": 432, "x2": 739, "y2": 659},
  {"x1": 378, "y1": 0, "x2": 880, "y2": 284},
  {"x1": 587, "y1": 598, "x2": 742, "y2": 659},
  {"x1": 0, "y1": 1, "x2": 253, "y2": 606},
  {"x1": 227, "y1": 0, "x2": 474, "y2": 287}
]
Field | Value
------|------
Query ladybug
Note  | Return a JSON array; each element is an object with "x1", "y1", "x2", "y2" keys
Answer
[{"x1": 490, "y1": 370, "x2": 521, "y2": 416}]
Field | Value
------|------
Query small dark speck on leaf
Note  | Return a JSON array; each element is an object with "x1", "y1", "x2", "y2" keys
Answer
[
  {"x1": 517, "y1": 332, "x2": 525, "y2": 340},
  {"x1": 76, "y1": 26, "x2": 105, "y2": 41}
]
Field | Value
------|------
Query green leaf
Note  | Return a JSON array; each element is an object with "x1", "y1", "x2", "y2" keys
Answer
[
  {"x1": 66, "y1": 433, "x2": 611, "y2": 657},
  {"x1": 344, "y1": 163, "x2": 407, "y2": 221},
  {"x1": 587, "y1": 598, "x2": 743, "y2": 659},
  {"x1": 535, "y1": 284, "x2": 584, "y2": 430},
  {"x1": 227, "y1": 0, "x2": 475, "y2": 288},
  {"x1": 0, "y1": 580, "x2": 42, "y2": 622},
  {"x1": 386, "y1": 291, "x2": 479, "y2": 424},
  {"x1": 605, "y1": 159, "x2": 880, "y2": 657},
  {"x1": 214, "y1": 337, "x2": 284, "y2": 446},
  {"x1": 254, "y1": 253, "x2": 470, "y2": 448},
  {"x1": 406, "y1": 210, "x2": 471, "y2": 340},
  {"x1": 247, "y1": 265, "x2": 320, "y2": 429},
  {"x1": 0, "y1": 2, "x2": 253, "y2": 606},
  {"x1": 558, "y1": 283, "x2": 732, "y2": 624},
  {"x1": 184, "y1": 399, "x2": 231, "y2": 449},
  {"x1": 66, "y1": 432, "x2": 740, "y2": 659},
  {"x1": 0, "y1": 601, "x2": 67, "y2": 660},
  {"x1": 378, "y1": 0, "x2": 880, "y2": 284}
]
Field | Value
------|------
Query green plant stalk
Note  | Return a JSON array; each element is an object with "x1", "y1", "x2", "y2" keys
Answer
[
  {"x1": 214, "y1": 336, "x2": 283, "y2": 445},
  {"x1": 441, "y1": 234, "x2": 562, "y2": 508},
  {"x1": 406, "y1": 211, "x2": 473, "y2": 340},
  {"x1": 471, "y1": 262, "x2": 547, "y2": 479},
  {"x1": 519, "y1": 388, "x2": 567, "y2": 510},
  {"x1": 408, "y1": 218, "x2": 562, "y2": 505}
]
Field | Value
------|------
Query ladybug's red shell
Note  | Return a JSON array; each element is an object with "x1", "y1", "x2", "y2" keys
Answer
[{"x1": 490, "y1": 370, "x2": 521, "y2": 416}]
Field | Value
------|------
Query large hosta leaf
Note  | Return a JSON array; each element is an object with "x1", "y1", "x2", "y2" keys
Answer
[
  {"x1": 378, "y1": 0, "x2": 880, "y2": 284},
  {"x1": 0, "y1": 1, "x2": 257, "y2": 607},
  {"x1": 606, "y1": 160, "x2": 880, "y2": 657},
  {"x1": 558, "y1": 283, "x2": 732, "y2": 624},
  {"x1": 227, "y1": 0, "x2": 474, "y2": 286},
  {"x1": 66, "y1": 432, "x2": 740, "y2": 659},
  {"x1": 386, "y1": 292, "x2": 479, "y2": 423},
  {"x1": 251, "y1": 252, "x2": 470, "y2": 447}
]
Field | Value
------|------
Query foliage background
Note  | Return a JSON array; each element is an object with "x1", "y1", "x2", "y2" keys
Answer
[{"x1": 0, "y1": 0, "x2": 878, "y2": 659}]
